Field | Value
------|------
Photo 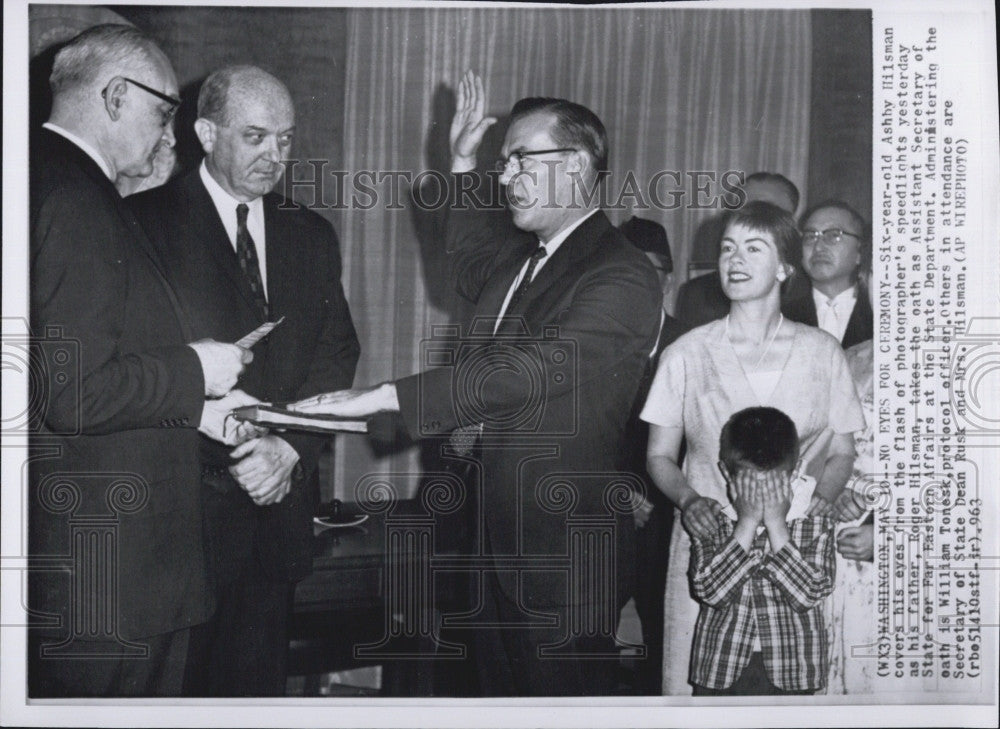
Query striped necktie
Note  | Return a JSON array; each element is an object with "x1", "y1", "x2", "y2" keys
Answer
[{"x1": 236, "y1": 203, "x2": 268, "y2": 318}]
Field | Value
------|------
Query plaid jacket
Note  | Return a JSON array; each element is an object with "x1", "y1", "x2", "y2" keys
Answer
[{"x1": 688, "y1": 512, "x2": 836, "y2": 691}]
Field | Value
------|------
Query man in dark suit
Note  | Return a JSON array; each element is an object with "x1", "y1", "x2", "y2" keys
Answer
[
  {"x1": 616, "y1": 215, "x2": 685, "y2": 694},
  {"x1": 292, "y1": 71, "x2": 661, "y2": 696},
  {"x1": 675, "y1": 172, "x2": 799, "y2": 329},
  {"x1": 131, "y1": 65, "x2": 360, "y2": 696},
  {"x1": 782, "y1": 200, "x2": 873, "y2": 349},
  {"x1": 29, "y1": 24, "x2": 251, "y2": 697}
]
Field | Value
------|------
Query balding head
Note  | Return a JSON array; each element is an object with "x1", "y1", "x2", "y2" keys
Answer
[
  {"x1": 197, "y1": 65, "x2": 292, "y2": 127},
  {"x1": 195, "y1": 66, "x2": 295, "y2": 201}
]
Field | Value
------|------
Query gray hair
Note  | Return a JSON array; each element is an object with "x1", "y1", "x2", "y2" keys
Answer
[{"x1": 49, "y1": 24, "x2": 159, "y2": 98}]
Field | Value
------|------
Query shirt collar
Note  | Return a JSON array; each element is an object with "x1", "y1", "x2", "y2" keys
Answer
[
  {"x1": 199, "y1": 159, "x2": 264, "y2": 219},
  {"x1": 537, "y1": 209, "x2": 599, "y2": 257},
  {"x1": 43, "y1": 122, "x2": 114, "y2": 181},
  {"x1": 812, "y1": 284, "x2": 857, "y2": 309}
]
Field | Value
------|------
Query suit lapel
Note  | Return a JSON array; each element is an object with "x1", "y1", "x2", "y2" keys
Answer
[
  {"x1": 842, "y1": 284, "x2": 872, "y2": 347},
  {"x1": 41, "y1": 130, "x2": 196, "y2": 341},
  {"x1": 497, "y1": 211, "x2": 608, "y2": 334},
  {"x1": 186, "y1": 172, "x2": 266, "y2": 323},
  {"x1": 262, "y1": 194, "x2": 296, "y2": 322},
  {"x1": 473, "y1": 243, "x2": 531, "y2": 335}
]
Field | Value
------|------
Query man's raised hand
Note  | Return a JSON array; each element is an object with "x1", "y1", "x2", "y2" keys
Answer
[{"x1": 450, "y1": 70, "x2": 497, "y2": 173}]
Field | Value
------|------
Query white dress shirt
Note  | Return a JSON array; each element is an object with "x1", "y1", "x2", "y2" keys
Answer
[
  {"x1": 813, "y1": 285, "x2": 857, "y2": 343},
  {"x1": 43, "y1": 122, "x2": 114, "y2": 181},
  {"x1": 199, "y1": 161, "x2": 268, "y2": 297},
  {"x1": 493, "y1": 209, "x2": 599, "y2": 331}
]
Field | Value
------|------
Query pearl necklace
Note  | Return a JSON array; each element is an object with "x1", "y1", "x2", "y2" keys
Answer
[{"x1": 725, "y1": 313, "x2": 783, "y2": 372}]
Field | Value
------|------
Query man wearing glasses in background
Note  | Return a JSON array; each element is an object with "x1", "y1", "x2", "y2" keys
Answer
[
  {"x1": 30, "y1": 24, "x2": 250, "y2": 696},
  {"x1": 783, "y1": 201, "x2": 873, "y2": 348}
]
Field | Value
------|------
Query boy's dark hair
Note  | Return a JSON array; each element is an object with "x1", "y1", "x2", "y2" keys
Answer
[{"x1": 719, "y1": 406, "x2": 799, "y2": 475}]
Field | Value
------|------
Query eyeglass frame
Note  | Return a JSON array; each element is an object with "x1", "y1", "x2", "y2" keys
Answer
[
  {"x1": 800, "y1": 228, "x2": 862, "y2": 245},
  {"x1": 494, "y1": 147, "x2": 578, "y2": 174},
  {"x1": 101, "y1": 76, "x2": 181, "y2": 127}
]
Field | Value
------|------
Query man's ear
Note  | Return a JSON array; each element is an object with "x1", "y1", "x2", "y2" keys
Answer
[
  {"x1": 102, "y1": 76, "x2": 128, "y2": 121},
  {"x1": 194, "y1": 118, "x2": 215, "y2": 154},
  {"x1": 567, "y1": 149, "x2": 586, "y2": 176}
]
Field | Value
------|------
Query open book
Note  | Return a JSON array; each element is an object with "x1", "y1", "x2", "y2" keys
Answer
[{"x1": 231, "y1": 404, "x2": 368, "y2": 434}]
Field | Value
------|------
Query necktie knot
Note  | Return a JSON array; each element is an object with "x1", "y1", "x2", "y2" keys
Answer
[
  {"x1": 236, "y1": 202, "x2": 249, "y2": 227},
  {"x1": 501, "y1": 245, "x2": 548, "y2": 319}
]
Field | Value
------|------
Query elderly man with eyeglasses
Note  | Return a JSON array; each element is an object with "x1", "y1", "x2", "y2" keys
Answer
[
  {"x1": 782, "y1": 200, "x2": 874, "y2": 348},
  {"x1": 29, "y1": 24, "x2": 252, "y2": 697}
]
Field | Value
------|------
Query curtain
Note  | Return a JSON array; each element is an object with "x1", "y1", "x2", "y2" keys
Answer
[{"x1": 332, "y1": 7, "x2": 811, "y2": 499}]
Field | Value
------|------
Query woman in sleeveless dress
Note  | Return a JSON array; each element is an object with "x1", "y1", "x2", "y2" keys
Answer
[{"x1": 641, "y1": 202, "x2": 865, "y2": 694}]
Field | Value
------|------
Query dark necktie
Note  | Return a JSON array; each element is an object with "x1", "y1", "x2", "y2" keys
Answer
[
  {"x1": 235, "y1": 203, "x2": 268, "y2": 318},
  {"x1": 450, "y1": 245, "x2": 548, "y2": 456},
  {"x1": 505, "y1": 244, "x2": 548, "y2": 313}
]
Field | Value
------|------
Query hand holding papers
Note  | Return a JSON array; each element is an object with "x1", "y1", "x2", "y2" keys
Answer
[
  {"x1": 199, "y1": 389, "x2": 267, "y2": 445},
  {"x1": 235, "y1": 316, "x2": 285, "y2": 348},
  {"x1": 189, "y1": 340, "x2": 253, "y2": 396}
]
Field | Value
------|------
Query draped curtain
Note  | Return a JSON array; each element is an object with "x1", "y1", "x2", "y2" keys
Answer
[{"x1": 331, "y1": 7, "x2": 811, "y2": 499}]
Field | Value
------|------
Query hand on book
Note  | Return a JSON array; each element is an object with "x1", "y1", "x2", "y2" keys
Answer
[{"x1": 289, "y1": 383, "x2": 400, "y2": 418}]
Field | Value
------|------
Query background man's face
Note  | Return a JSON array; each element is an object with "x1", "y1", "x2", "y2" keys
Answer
[
  {"x1": 499, "y1": 111, "x2": 582, "y2": 242},
  {"x1": 742, "y1": 178, "x2": 796, "y2": 214},
  {"x1": 644, "y1": 251, "x2": 674, "y2": 305},
  {"x1": 204, "y1": 83, "x2": 295, "y2": 201},
  {"x1": 800, "y1": 206, "x2": 862, "y2": 290}
]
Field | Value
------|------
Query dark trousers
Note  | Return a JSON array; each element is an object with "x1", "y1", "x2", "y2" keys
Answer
[
  {"x1": 29, "y1": 628, "x2": 189, "y2": 697},
  {"x1": 692, "y1": 652, "x2": 817, "y2": 696},
  {"x1": 182, "y1": 573, "x2": 292, "y2": 697},
  {"x1": 632, "y1": 495, "x2": 673, "y2": 694},
  {"x1": 470, "y1": 570, "x2": 619, "y2": 697}
]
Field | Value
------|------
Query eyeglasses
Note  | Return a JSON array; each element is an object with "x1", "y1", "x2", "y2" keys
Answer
[
  {"x1": 494, "y1": 148, "x2": 577, "y2": 174},
  {"x1": 102, "y1": 77, "x2": 181, "y2": 127},
  {"x1": 801, "y1": 228, "x2": 861, "y2": 244}
]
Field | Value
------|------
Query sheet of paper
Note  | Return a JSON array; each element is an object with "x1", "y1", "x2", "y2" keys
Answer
[{"x1": 234, "y1": 316, "x2": 285, "y2": 348}]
